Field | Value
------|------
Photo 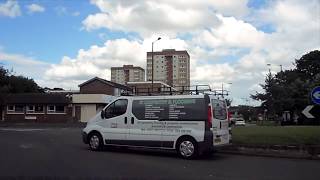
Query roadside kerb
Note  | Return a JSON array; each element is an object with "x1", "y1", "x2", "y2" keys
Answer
[
  {"x1": 217, "y1": 144, "x2": 320, "y2": 160},
  {"x1": 0, "y1": 122, "x2": 86, "y2": 128}
]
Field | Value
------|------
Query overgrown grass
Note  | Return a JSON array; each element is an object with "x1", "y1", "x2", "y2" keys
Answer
[{"x1": 232, "y1": 126, "x2": 320, "y2": 145}]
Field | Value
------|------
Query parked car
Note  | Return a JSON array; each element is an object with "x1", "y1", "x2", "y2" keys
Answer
[{"x1": 235, "y1": 118, "x2": 246, "y2": 126}]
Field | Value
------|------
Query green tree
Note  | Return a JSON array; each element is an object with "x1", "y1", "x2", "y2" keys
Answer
[
  {"x1": 295, "y1": 50, "x2": 320, "y2": 80},
  {"x1": 0, "y1": 65, "x2": 43, "y2": 94},
  {"x1": 251, "y1": 50, "x2": 320, "y2": 120}
]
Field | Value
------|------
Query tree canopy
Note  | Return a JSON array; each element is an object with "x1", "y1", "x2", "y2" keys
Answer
[
  {"x1": 0, "y1": 65, "x2": 43, "y2": 94},
  {"x1": 251, "y1": 50, "x2": 320, "y2": 117}
]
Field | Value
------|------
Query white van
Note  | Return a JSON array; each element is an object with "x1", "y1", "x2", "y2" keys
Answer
[{"x1": 82, "y1": 94, "x2": 230, "y2": 159}]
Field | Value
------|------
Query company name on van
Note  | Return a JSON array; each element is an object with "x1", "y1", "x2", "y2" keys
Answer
[{"x1": 139, "y1": 99, "x2": 196, "y2": 105}]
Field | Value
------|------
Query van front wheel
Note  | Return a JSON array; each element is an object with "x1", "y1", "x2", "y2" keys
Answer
[
  {"x1": 88, "y1": 133, "x2": 103, "y2": 151},
  {"x1": 176, "y1": 138, "x2": 198, "y2": 159}
]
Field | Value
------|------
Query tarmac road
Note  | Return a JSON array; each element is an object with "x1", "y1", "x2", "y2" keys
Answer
[{"x1": 0, "y1": 126, "x2": 319, "y2": 180}]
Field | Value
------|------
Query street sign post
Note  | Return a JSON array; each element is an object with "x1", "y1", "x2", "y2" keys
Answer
[{"x1": 311, "y1": 86, "x2": 320, "y2": 105}]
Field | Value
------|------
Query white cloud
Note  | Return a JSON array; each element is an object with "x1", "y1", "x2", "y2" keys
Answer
[
  {"x1": 0, "y1": 51, "x2": 48, "y2": 66},
  {"x1": 4, "y1": 0, "x2": 318, "y2": 105},
  {"x1": 26, "y1": 3, "x2": 45, "y2": 14},
  {"x1": 45, "y1": 39, "x2": 145, "y2": 82},
  {"x1": 0, "y1": 0, "x2": 21, "y2": 17},
  {"x1": 0, "y1": 50, "x2": 49, "y2": 81},
  {"x1": 82, "y1": 0, "x2": 251, "y2": 37},
  {"x1": 194, "y1": 14, "x2": 266, "y2": 50}
]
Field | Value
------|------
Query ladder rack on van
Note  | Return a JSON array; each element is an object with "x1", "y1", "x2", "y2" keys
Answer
[{"x1": 121, "y1": 85, "x2": 230, "y2": 97}]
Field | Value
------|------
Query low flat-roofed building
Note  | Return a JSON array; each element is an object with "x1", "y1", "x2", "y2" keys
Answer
[
  {"x1": 2, "y1": 93, "x2": 73, "y2": 123},
  {"x1": 0, "y1": 77, "x2": 132, "y2": 123}
]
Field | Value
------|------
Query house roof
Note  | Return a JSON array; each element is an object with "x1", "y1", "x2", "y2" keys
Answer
[
  {"x1": 78, "y1": 77, "x2": 132, "y2": 91},
  {"x1": 3, "y1": 93, "x2": 71, "y2": 104}
]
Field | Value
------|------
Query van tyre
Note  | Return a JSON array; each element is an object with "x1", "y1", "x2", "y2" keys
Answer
[
  {"x1": 176, "y1": 138, "x2": 198, "y2": 159},
  {"x1": 88, "y1": 132, "x2": 103, "y2": 151}
]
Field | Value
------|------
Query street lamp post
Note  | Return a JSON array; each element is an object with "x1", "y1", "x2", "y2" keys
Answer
[
  {"x1": 222, "y1": 82, "x2": 232, "y2": 97},
  {"x1": 151, "y1": 37, "x2": 161, "y2": 92},
  {"x1": 267, "y1": 63, "x2": 271, "y2": 74}
]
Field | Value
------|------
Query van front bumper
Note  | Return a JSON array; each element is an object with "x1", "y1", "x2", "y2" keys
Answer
[{"x1": 82, "y1": 131, "x2": 88, "y2": 144}]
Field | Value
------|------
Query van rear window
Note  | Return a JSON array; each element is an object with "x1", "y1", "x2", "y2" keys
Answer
[
  {"x1": 132, "y1": 98, "x2": 206, "y2": 121},
  {"x1": 211, "y1": 99, "x2": 227, "y2": 120}
]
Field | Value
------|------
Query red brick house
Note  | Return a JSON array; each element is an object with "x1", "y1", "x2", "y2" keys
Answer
[{"x1": 79, "y1": 77, "x2": 132, "y2": 95}]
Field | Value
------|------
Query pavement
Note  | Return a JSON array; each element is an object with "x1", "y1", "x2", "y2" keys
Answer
[{"x1": 0, "y1": 126, "x2": 320, "y2": 180}]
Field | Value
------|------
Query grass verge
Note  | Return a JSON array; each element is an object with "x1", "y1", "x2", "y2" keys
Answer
[{"x1": 232, "y1": 126, "x2": 320, "y2": 145}]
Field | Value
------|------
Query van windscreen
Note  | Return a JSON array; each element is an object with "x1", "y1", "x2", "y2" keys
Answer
[
  {"x1": 211, "y1": 99, "x2": 227, "y2": 120},
  {"x1": 132, "y1": 98, "x2": 206, "y2": 121}
]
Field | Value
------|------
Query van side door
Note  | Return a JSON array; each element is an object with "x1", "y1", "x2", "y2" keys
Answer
[
  {"x1": 127, "y1": 99, "x2": 163, "y2": 148},
  {"x1": 98, "y1": 99, "x2": 129, "y2": 144}
]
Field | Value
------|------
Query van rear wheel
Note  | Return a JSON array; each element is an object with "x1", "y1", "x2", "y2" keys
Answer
[
  {"x1": 176, "y1": 138, "x2": 198, "y2": 159},
  {"x1": 88, "y1": 133, "x2": 103, "y2": 151}
]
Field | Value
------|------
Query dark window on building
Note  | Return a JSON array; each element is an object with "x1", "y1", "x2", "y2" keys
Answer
[
  {"x1": 35, "y1": 105, "x2": 44, "y2": 113},
  {"x1": 47, "y1": 105, "x2": 65, "y2": 114},
  {"x1": 55, "y1": 105, "x2": 65, "y2": 113},
  {"x1": 48, "y1": 105, "x2": 55, "y2": 113},
  {"x1": 7, "y1": 105, "x2": 24, "y2": 113},
  {"x1": 7, "y1": 105, "x2": 14, "y2": 112},
  {"x1": 26, "y1": 105, "x2": 35, "y2": 113},
  {"x1": 15, "y1": 105, "x2": 24, "y2": 113}
]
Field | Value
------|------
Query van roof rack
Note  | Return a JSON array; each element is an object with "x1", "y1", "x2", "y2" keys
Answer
[{"x1": 121, "y1": 85, "x2": 230, "y2": 97}]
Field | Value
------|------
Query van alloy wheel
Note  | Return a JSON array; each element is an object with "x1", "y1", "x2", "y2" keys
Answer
[
  {"x1": 89, "y1": 135, "x2": 100, "y2": 150},
  {"x1": 179, "y1": 140, "x2": 195, "y2": 158}
]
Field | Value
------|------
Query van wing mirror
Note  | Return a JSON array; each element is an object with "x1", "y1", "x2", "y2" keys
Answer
[{"x1": 100, "y1": 110, "x2": 105, "y2": 119}]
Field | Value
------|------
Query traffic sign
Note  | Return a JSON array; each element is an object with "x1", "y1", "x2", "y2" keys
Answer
[
  {"x1": 302, "y1": 105, "x2": 320, "y2": 119},
  {"x1": 311, "y1": 86, "x2": 320, "y2": 105}
]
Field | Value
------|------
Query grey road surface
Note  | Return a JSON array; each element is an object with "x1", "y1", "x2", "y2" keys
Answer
[{"x1": 0, "y1": 127, "x2": 319, "y2": 180}]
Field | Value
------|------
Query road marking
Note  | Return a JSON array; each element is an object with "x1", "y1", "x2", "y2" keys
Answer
[
  {"x1": 20, "y1": 144, "x2": 33, "y2": 149},
  {"x1": 0, "y1": 128, "x2": 45, "y2": 132}
]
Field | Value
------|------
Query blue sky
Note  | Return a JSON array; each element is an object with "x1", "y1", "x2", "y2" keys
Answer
[
  {"x1": 0, "y1": 0, "x2": 102, "y2": 63},
  {"x1": 0, "y1": 0, "x2": 319, "y2": 105}
]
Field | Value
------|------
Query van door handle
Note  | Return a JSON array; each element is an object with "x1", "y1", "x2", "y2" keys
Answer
[
  {"x1": 131, "y1": 117, "x2": 134, "y2": 124},
  {"x1": 124, "y1": 117, "x2": 127, "y2": 124}
]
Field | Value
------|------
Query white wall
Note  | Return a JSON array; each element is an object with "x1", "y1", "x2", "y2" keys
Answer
[{"x1": 80, "y1": 104, "x2": 96, "y2": 122}]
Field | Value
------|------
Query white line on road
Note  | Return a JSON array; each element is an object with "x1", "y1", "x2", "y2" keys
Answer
[{"x1": 0, "y1": 128, "x2": 46, "y2": 132}]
